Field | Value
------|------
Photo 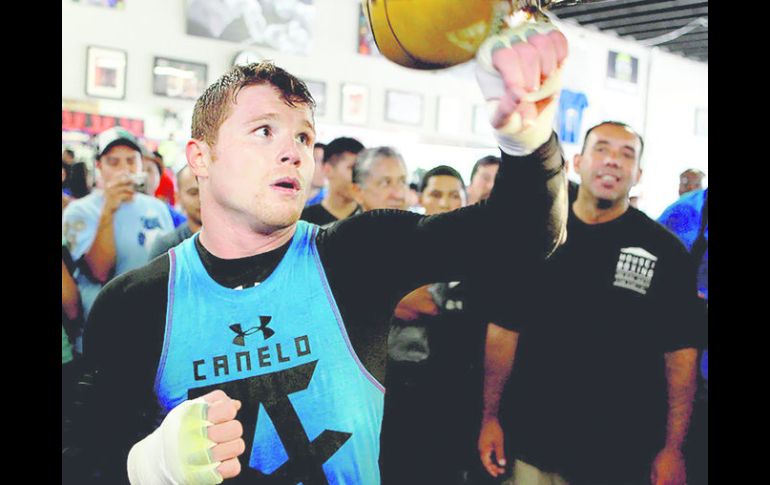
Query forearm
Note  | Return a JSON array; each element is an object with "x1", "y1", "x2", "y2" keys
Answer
[
  {"x1": 84, "y1": 210, "x2": 117, "y2": 283},
  {"x1": 482, "y1": 323, "x2": 519, "y2": 422},
  {"x1": 663, "y1": 348, "x2": 698, "y2": 450},
  {"x1": 489, "y1": 133, "x2": 568, "y2": 258},
  {"x1": 62, "y1": 259, "x2": 80, "y2": 321}
]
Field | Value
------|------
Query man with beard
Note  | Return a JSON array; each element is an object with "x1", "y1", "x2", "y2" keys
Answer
[{"x1": 478, "y1": 121, "x2": 702, "y2": 485}]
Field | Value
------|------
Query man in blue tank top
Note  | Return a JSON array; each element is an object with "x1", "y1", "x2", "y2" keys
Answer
[{"x1": 74, "y1": 25, "x2": 571, "y2": 485}]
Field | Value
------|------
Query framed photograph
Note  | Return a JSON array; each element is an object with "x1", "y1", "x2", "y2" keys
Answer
[
  {"x1": 185, "y1": 0, "x2": 316, "y2": 56},
  {"x1": 606, "y1": 50, "x2": 639, "y2": 94},
  {"x1": 384, "y1": 90, "x2": 423, "y2": 126},
  {"x1": 152, "y1": 57, "x2": 208, "y2": 100},
  {"x1": 341, "y1": 83, "x2": 368, "y2": 125},
  {"x1": 85, "y1": 46, "x2": 127, "y2": 100},
  {"x1": 305, "y1": 80, "x2": 327, "y2": 117}
]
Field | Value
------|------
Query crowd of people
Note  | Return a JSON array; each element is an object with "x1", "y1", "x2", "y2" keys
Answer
[{"x1": 61, "y1": 24, "x2": 707, "y2": 485}]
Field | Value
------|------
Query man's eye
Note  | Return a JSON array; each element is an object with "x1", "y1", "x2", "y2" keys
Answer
[{"x1": 256, "y1": 126, "x2": 271, "y2": 137}]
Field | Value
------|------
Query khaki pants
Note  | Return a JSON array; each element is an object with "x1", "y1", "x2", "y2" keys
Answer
[{"x1": 500, "y1": 459, "x2": 570, "y2": 485}]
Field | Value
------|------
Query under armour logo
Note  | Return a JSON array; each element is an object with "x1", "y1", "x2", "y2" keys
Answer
[{"x1": 230, "y1": 316, "x2": 274, "y2": 346}]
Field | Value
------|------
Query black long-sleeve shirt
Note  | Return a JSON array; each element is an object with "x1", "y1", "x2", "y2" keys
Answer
[{"x1": 70, "y1": 135, "x2": 566, "y2": 483}]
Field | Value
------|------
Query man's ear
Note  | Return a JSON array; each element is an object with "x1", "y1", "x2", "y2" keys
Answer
[
  {"x1": 321, "y1": 162, "x2": 333, "y2": 178},
  {"x1": 350, "y1": 183, "x2": 365, "y2": 207},
  {"x1": 186, "y1": 139, "x2": 211, "y2": 178},
  {"x1": 572, "y1": 153, "x2": 582, "y2": 173}
]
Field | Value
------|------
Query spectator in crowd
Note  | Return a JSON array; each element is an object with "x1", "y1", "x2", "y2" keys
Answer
[
  {"x1": 350, "y1": 146, "x2": 408, "y2": 212},
  {"x1": 467, "y1": 155, "x2": 501, "y2": 205},
  {"x1": 300, "y1": 136, "x2": 364, "y2": 225},
  {"x1": 143, "y1": 152, "x2": 186, "y2": 228},
  {"x1": 61, "y1": 127, "x2": 174, "y2": 352},
  {"x1": 149, "y1": 165, "x2": 202, "y2": 259},
  {"x1": 63, "y1": 147, "x2": 76, "y2": 165},
  {"x1": 152, "y1": 151, "x2": 178, "y2": 207},
  {"x1": 658, "y1": 187, "x2": 708, "y2": 485},
  {"x1": 478, "y1": 121, "x2": 702, "y2": 485},
  {"x1": 305, "y1": 141, "x2": 327, "y2": 206},
  {"x1": 69, "y1": 162, "x2": 94, "y2": 199},
  {"x1": 678, "y1": 168, "x2": 705, "y2": 197},
  {"x1": 382, "y1": 165, "x2": 486, "y2": 484},
  {"x1": 63, "y1": 161, "x2": 73, "y2": 211}
]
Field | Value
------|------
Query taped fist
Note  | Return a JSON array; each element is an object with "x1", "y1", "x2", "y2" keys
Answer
[
  {"x1": 127, "y1": 389, "x2": 245, "y2": 485},
  {"x1": 476, "y1": 20, "x2": 568, "y2": 156}
]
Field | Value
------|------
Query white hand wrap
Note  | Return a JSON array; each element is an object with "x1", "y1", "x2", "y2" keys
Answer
[
  {"x1": 127, "y1": 397, "x2": 223, "y2": 485},
  {"x1": 475, "y1": 20, "x2": 563, "y2": 156}
]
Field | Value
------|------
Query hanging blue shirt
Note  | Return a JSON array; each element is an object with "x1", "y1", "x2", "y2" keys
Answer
[
  {"x1": 155, "y1": 221, "x2": 385, "y2": 484},
  {"x1": 558, "y1": 89, "x2": 589, "y2": 144}
]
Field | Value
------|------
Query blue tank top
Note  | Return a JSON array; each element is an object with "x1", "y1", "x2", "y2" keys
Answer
[{"x1": 155, "y1": 221, "x2": 384, "y2": 484}]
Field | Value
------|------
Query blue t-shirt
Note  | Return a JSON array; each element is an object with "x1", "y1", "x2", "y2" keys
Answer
[
  {"x1": 305, "y1": 186, "x2": 327, "y2": 207},
  {"x1": 657, "y1": 189, "x2": 708, "y2": 301},
  {"x1": 167, "y1": 203, "x2": 187, "y2": 228},
  {"x1": 658, "y1": 189, "x2": 708, "y2": 380},
  {"x1": 558, "y1": 89, "x2": 589, "y2": 144},
  {"x1": 155, "y1": 221, "x2": 384, "y2": 483},
  {"x1": 62, "y1": 191, "x2": 174, "y2": 351}
]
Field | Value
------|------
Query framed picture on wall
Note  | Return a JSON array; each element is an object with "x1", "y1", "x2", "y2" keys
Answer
[
  {"x1": 85, "y1": 46, "x2": 127, "y2": 100},
  {"x1": 385, "y1": 90, "x2": 423, "y2": 125},
  {"x1": 606, "y1": 50, "x2": 639, "y2": 94},
  {"x1": 152, "y1": 57, "x2": 207, "y2": 100},
  {"x1": 341, "y1": 83, "x2": 369, "y2": 125},
  {"x1": 305, "y1": 80, "x2": 327, "y2": 117}
]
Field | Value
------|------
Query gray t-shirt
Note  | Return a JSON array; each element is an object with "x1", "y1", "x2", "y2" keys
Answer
[{"x1": 148, "y1": 223, "x2": 195, "y2": 259}]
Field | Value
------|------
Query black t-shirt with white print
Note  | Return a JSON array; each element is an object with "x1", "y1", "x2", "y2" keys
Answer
[{"x1": 498, "y1": 204, "x2": 704, "y2": 484}]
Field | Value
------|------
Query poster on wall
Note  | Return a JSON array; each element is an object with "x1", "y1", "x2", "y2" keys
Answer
[
  {"x1": 85, "y1": 46, "x2": 127, "y2": 100},
  {"x1": 357, "y1": 3, "x2": 381, "y2": 57},
  {"x1": 385, "y1": 91, "x2": 423, "y2": 126},
  {"x1": 606, "y1": 50, "x2": 639, "y2": 93},
  {"x1": 305, "y1": 80, "x2": 327, "y2": 117},
  {"x1": 341, "y1": 83, "x2": 368, "y2": 125},
  {"x1": 73, "y1": 0, "x2": 125, "y2": 8},
  {"x1": 152, "y1": 57, "x2": 207, "y2": 100},
  {"x1": 186, "y1": 0, "x2": 315, "y2": 56}
]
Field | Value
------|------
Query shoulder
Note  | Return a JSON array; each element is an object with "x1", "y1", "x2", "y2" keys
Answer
[
  {"x1": 657, "y1": 190, "x2": 704, "y2": 230},
  {"x1": 301, "y1": 203, "x2": 323, "y2": 217},
  {"x1": 627, "y1": 208, "x2": 689, "y2": 257},
  {"x1": 62, "y1": 192, "x2": 101, "y2": 219},
  {"x1": 98, "y1": 252, "x2": 171, "y2": 305},
  {"x1": 317, "y1": 208, "x2": 421, "y2": 246}
]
